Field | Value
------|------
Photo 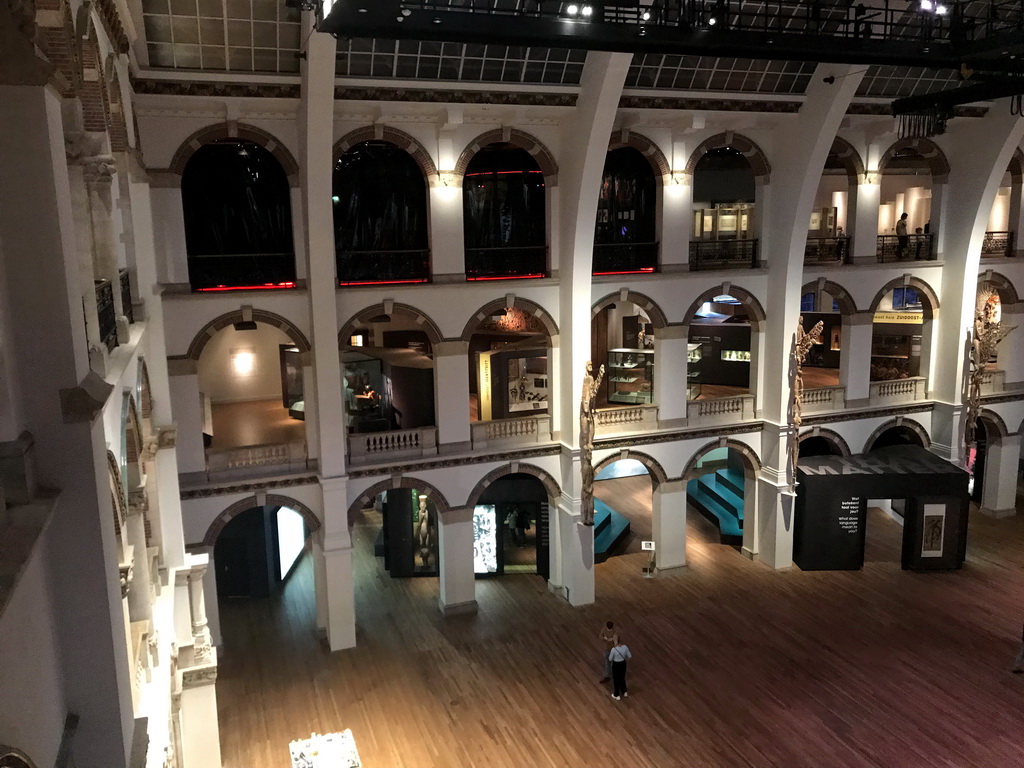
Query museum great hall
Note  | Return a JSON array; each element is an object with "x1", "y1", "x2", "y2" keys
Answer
[{"x1": 2, "y1": 1, "x2": 1024, "y2": 766}]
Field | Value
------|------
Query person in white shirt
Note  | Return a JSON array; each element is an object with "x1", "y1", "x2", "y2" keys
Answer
[{"x1": 609, "y1": 638, "x2": 632, "y2": 700}]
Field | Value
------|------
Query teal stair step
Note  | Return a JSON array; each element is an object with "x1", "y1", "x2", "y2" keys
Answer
[
  {"x1": 687, "y1": 480, "x2": 743, "y2": 541},
  {"x1": 716, "y1": 467, "x2": 745, "y2": 498},
  {"x1": 593, "y1": 499, "x2": 631, "y2": 564},
  {"x1": 697, "y1": 473, "x2": 744, "y2": 521}
]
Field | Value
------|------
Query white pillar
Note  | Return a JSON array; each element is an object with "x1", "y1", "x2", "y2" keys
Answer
[
  {"x1": 1009, "y1": 178, "x2": 1024, "y2": 257},
  {"x1": 429, "y1": 183, "x2": 465, "y2": 279},
  {"x1": 155, "y1": 435, "x2": 187, "y2": 569},
  {"x1": 150, "y1": 186, "x2": 190, "y2": 285},
  {"x1": 850, "y1": 179, "x2": 881, "y2": 264},
  {"x1": 312, "y1": 529, "x2": 328, "y2": 636},
  {"x1": 434, "y1": 341, "x2": 471, "y2": 449},
  {"x1": 654, "y1": 326, "x2": 689, "y2": 425},
  {"x1": 179, "y1": 655, "x2": 222, "y2": 768},
  {"x1": 841, "y1": 311, "x2": 874, "y2": 407},
  {"x1": 652, "y1": 480, "x2": 686, "y2": 570},
  {"x1": 187, "y1": 554, "x2": 213, "y2": 664},
  {"x1": 438, "y1": 506, "x2": 477, "y2": 615},
  {"x1": 168, "y1": 367, "x2": 205, "y2": 475},
  {"x1": 930, "y1": 181, "x2": 948, "y2": 257},
  {"x1": 323, "y1": 477, "x2": 355, "y2": 650},
  {"x1": 981, "y1": 433, "x2": 1021, "y2": 518},
  {"x1": 661, "y1": 176, "x2": 692, "y2": 270}
]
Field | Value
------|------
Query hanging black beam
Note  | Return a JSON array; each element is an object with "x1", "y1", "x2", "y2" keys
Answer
[{"x1": 891, "y1": 76, "x2": 1024, "y2": 114}]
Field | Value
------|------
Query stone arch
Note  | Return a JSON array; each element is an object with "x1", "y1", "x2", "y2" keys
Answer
[
  {"x1": 683, "y1": 131, "x2": 771, "y2": 180},
  {"x1": 799, "y1": 279, "x2": 858, "y2": 315},
  {"x1": 878, "y1": 137, "x2": 950, "y2": 183},
  {"x1": 107, "y1": 449, "x2": 127, "y2": 539},
  {"x1": 182, "y1": 308, "x2": 310, "y2": 362},
  {"x1": 461, "y1": 297, "x2": 559, "y2": 341},
  {"x1": 339, "y1": 302, "x2": 444, "y2": 348},
  {"x1": 978, "y1": 409, "x2": 1010, "y2": 438},
  {"x1": 454, "y1": 128, "x2": 559, "y2": 184},
  {"x1": 333, "y1": 126, "x2": 438, "y2": 181},
  {"x1": 978, "y1": 270, "x2": 1020, "y2": 306},
  {"x1": 593, "y1": 450, "x2": 669, "y2": 487},
  {"x1": 608, "y1": 129, "x2": 671, "y2": 180},
  {"x1": 828, "y1": 136, "x2": 866, "y2": 184},
  {"x1": 681, "y1": 284, "x2": 767, "y2": 332},
  {"x1": 0, "y1": 746, "x2": 40, "y2": 768},
  {"x1": 136, "y1": 357, "x2": 153, "y2": 422},
  {"x1": 464, "y1": 463, "x2": 562, "y2": 508},
  {"x1": 1009, "y1": 147, "x2": 1024, "y2": 183},
  {"x1": 168, "y1": 123, "x2": 300, "y2": 182},
  {"x1": 345, "y1": 477, "x2": 452, "y2": 526},
  {"x1": 798, "y1": 427, "x2": 853, "y2": 457},
  {"x1": 202, "y1": 493, "x2": 322, "y2": 547},
  {"x1": 863, "y1": 418, "x2": 931, "y2": 453},
  {"x1": 591, "y1": 290, "x2": 668, "y2": 329},
  {"x1": 868, "y1": 276, "x2": 940, "y2": 320},
  {"x1": 682, "y1": 439, "x2": 763, "y2": 481}
]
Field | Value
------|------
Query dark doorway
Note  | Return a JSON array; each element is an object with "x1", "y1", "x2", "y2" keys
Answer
[
  {"x1": 214, "y1": 505, "x2": 307, "y2": 599},
  {"x1": 475, "y1": 473, "x2": 550, "y2": 578}
]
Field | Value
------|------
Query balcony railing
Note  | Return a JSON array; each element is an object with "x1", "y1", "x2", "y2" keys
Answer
[
  {"x1": 981, "y1": 231, "x2": 1014, "y2": 259},
  {"x1": 465, "y1": 246, "x2": 548, "y2": 280},
  {"x1": 205, "y1": 441, "x2": 309, "y2": 478},
  {"x1": 595, "y1": 404, "x2": 659, "y2": 436},
  {"x1": 119, "y1": 269, "x2": 133, "y2": 324},
  {"x1": 592, "y1": 242, "x2": 659, "y2": 275},
  {"x1": 688, "y1": 239, "x2": 759, "y2": 271},
  {"x1": 876, "y1": 234, "x2": 935, "y2": 262},
  {"x1": 95, "y1": 279, "x2": 118, "y2": 352},
  {"x1": 687, "y1": 395, "x2": 755, "y2": 426},
  {"x1": 188, "y1": 252, "x2": 297, "y2": 291},
  {"x1": 471, "y1": 415, "x2": 551, "y2": 450},
  {"x1": 868, "y1": 376, "x2": 926, "y2": 406},
  {"x1": 804, "y1": 237, "x2": 850, "y2": 265},
  {"x1": 336, "y1": 248, "x2": 430, "y2": 285},
  {"x1": 802, "y1": 386, "x2": 847, "y2": 415},
  {"x1": 348, "y1": 426, "x2": 438, "y2": 465}
]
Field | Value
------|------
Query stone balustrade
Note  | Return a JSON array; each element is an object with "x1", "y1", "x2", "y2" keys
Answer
[
  {"x1": 348, "y1": 426, "x2": 438, "y2": 465},
  {"x1": 471, "y1": 415, "x2": 551, "y2": 450},
  {"x1": 686, "y1": 395, "x2": 756, "y2": 427},
  {"x1": 595, "y1": 404, "x2": 659, "y2": 436},
  {"x1": 802, "y1": 386, "x2": 846, "y2": 415},
  {"x1": 868, "y1": 376, "x2": 926, "y2": 406},
  {"x1": 205, "y1": 441, "x2": 308, "y2": 477}
]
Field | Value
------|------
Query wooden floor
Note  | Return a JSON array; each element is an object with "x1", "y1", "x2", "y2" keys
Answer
[
  {"x1": 210, "y1": 399, "x2": 306, "y2": 449},
  {"x1": 216, "y1": 478, "x2": 1024, "y2": 768}
]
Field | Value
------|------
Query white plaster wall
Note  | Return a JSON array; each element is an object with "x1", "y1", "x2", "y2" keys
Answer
[
  {"x1": 180, "y1": 480, "x2": 322, "y2": 546},
  {"x1": 0, "y1": 542, "x2": 68, "y2": 768},
  {"x1": 197, "y1": 323, "x2": 292, "y2": 403}
]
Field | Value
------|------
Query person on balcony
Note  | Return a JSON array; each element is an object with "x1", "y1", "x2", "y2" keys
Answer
[{"x1": 896, "y1": 213, "x2": 909, "y2": 259}]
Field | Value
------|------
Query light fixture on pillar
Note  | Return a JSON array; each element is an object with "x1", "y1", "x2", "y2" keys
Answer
[{"x1": 233, "y1": 305, "x2": 257, "y2": 331}]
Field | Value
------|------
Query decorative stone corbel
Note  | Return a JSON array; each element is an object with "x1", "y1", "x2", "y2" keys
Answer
[
  {"x1": 60, "y1": 371, "x2": 114, "y2": 424},
  {"x1": 119, "y1": 561, "x2": 133, "y2": 598}
]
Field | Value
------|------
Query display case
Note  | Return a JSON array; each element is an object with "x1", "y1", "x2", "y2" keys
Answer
[
  {"x1": 721, "y1": 349, "x2": 751, "y2": 362},
  {"x1": 687, "y1": 343, "x2": 702, "y2": 363},
  {"x1": 686, "y1": 343, "x2": 702, "y2": 399},
  {"x1": 607, "y1": 348, "x2": 654, "y2": 405}
]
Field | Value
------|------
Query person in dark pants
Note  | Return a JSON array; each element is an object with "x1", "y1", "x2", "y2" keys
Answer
[
  {"x1": 599, "y1": 620, "x2": 618, "y2": 683},
  {"x1": 609, "y1": 637, "x2": 632, "y2": 700},
  {"x1": 895, "y1": 212, "x2": 909, "y2": 260}
]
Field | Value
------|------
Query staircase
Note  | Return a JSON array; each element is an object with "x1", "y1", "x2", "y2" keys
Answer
[
  {"x1": 593, "y1": 499, "x2": 631, "y2": 563},
  {"x1": 686, "y1": 468, "x2": 744, "y2": 542}
]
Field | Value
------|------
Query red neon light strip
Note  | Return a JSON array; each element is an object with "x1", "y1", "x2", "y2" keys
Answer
[
  {"x1": 196, "y1": 282, "x2": 297, "y2": 292},
  {"x1": 592, "y1": 268, "x2": 657, "y2": 276},
  {"x1": 466, "y1": 273, "x2": 546, "y2": 281},
  {"x1": 337, "y1": 279, "x2": 429, "y2": 286},
  {"x1": 464, "y1": 170, "x2": 546, "y2": 177}
]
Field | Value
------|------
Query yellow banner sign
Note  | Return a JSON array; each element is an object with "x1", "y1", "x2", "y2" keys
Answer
[{"x1": 873, "y1": 311, "x2": 923, "y2": 325}]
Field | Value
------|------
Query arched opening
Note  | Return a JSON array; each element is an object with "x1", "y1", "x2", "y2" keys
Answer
[
  {"x1": 688, "y1": 293, "x2": 755, "y2": 400},
  {"x1": 474, "y1": 473, "x2": 551, "y2": 577},
  {"x1": 466, "y1": 303, "x2": 554, "y2": 425},
  {"x1": 806, "y1": 140, "x2": 861, "y2": 264},
  {"x1": 593, "y1": 147, "x2": 658, "y2": 275},
  {"x1": 686, "y1": 445, "x2": 748, "y2": 545},
  {"x1": 860, "y1": 427, "x2": 931, "y2": 561},
  {"x1": 0, "y1": 748, "x2": 39, "y2": 768},
  {"x1": 981, "y1": 153, "x2": 1019, "y2": 259},
  {"x1": 333, "y1": 140, "x2": 430, "y2": 285},
  {"x1": 341, "y1": 319, "x2": 436, "y2": 440},
  {"x1": 463, "y1": 144, "x2": 547, "y2": 280},
  {"x1": 690, "y1": 147, "x2": 758, "y2": 270},
  {"x1": 870, "y1": 286, "x2": 931, "y2": 386},
  {"x1": 877, "y1": 144, "x2": 942, "y2": 262},
  {"x1": 799, "y1": 435, "x2": 845, "y2": 458},
  {"x1": 868, "y1": 425, "x2": 925, "y2": 451},
  {"x1": 591, "y1": 459, "x2": 646, "y2": 563},
  {"x1": 181, "y1": 139, "x2": 296, "y2": 291},
  {"x1": 799, "y1": 287, "x2": 844, "y2": 389},
  {"x1": 354, "y1": 487, "x2": 441, "y2": 578},
  {"x1": 197, "y1": 321, "x2": 306, "y2": 467},
  {"x1": 591, "y1": 297, "x2": 657, "y2": 407}
]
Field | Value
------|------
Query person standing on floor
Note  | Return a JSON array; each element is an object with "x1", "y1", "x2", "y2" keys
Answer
[
  {"x1": 1012, "y1": 622, "x2": 1024, "y2": 673},
  {"x1": 609, "y1": 637, "x2": 632, "y2": 700},
  {"x1": 895, "y1": 212, "x2": 909, "y2": 259},
  {"x1": 599, "y1": 620, "x2": 618, "y2": 683}
]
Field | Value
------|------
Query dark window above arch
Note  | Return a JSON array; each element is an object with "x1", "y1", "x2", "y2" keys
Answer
[
  {"x1": 594, "y1": 147, "x2": 658, "y2": 275},
  {"x1": 333, "y1": 140, "x2": 430, "y2": 285},
  {"x1": 182, "y1": 139, "x2": 296, "y2": 291},
  {"x1": 693, "y1": 147, "x2": 755, "y2": 205},
  {"x1": 463, "y1": 143, "x2": 547, "y2": 280}
]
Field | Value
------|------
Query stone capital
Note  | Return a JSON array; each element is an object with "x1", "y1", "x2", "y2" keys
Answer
[{"x1": 83, "y1": 155, "x2": 117, "y2": 184}]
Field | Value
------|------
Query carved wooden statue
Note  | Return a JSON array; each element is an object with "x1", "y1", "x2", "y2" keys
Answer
[
  {"x1": 790, "y1": 315, "x2": 824, "y2": 491},
  {"x1": 579, "y1": 360, "x2": 605, "y2": 526},
  {"x1": 965, "y1": 289, "x2": 1015, "y2": 471}
]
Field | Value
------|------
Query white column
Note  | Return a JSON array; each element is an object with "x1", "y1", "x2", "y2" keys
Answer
[
  {"x1": 126, "y1": 509, "x2": 153, "y2": 622},
  {"x1": 981, "y1": 433, "x2": 1021, "y2": 518},
  {"x1": 312, "y1": 528, "x2": 328, "y2": 636},
  {"x1": 67, "y1": 157, "x2": 104, "y2": 356},
  {"x1": 429, "y1": 183, "x2": 465, "y2": 279},
  {"x1": 187, "y1": 554, "x2": 213, "y2": 664},
  {"x1": 0, "y1": 83, "x2": 134, "y2": 768},
  {"x1": 1009, "y1": 179, "x2": 1024, "y2": 257},
  {"x1": 929, "y1": 104, "x2": 1024, "y2": 463},
  {"x1": 150, "y1": 186, "x2": 190, "y2": 285},
  {"x1": 841, "y1": 311, "x2": 874, "y2": 407},
  {"x1": 155, "y1": 434, "x2": 187, "y2": 569},
  {"x1": 438, "y1": 506, "x2": 477, "y2": 615},
  {"x1": 554, "y1": 52, "x2": 632, "y2": 606},
  {"x1": 652, "y1": 480, "x2": 686, "y2": 570},
  {"x1": 290, "y1": 185, "x2": 308, "y2": 283},
  {"x1": 661, "y1": 176, "x2": 692, "y2": 270},
  {"x1": 930, "y1": 181, "x2": 948, "y2": 257},
  {"x1": 323, "y1": 477, "x2": 355, "y2": 650},
  {"x1": 654, "y1": 326, "x2": 689, "y2": 425},
  {"x1": 168, "y1": 367, "x2": 206, "y2": 475},
  {"x1": 434, "y1": 341, "x2": 471, "y2": 449},
  {"x1": 179, "y1": 656, "x2": 222, "y2": 768},
  {"x1": 850, "y1": 178, "x2": 881, "y2": 264}
]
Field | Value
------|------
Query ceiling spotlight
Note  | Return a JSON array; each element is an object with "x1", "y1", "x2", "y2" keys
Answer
[
  {"x1": 566, "y1": 3, "x2": 579, "y2": 14},
  {"x1": 935, "y1": 3, "x2": 948, "y2": 13},
  {"x1": 581, "y1": 4, "x2": 593, "y2": 16},
  {"x1": 402, "y1": 6, "x2": 411, "y2": 15},
  {"x1": 708, "y1": 15, "x2": 717, "y2": 25},
  {"x1": 432, "y1": 16, "x2": 440, "y2": 23},
  {"x1": 919, "y1": 0, "x2": 932, "y2": 9},
  {"x1": 642, "y1": 10, "x2": 650, "y2": 20}
]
